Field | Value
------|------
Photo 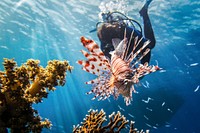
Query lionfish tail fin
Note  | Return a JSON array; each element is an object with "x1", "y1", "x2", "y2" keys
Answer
[
  {"x1": 124, "y1": 97, "x2": 132, "y2": 106},
  {"x1": 124, "y1": 85, "x2": 137, "y2": 106}
]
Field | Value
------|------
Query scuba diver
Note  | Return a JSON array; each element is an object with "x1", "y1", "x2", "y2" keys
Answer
[{"x1": 95, "y1": 0, "x2": 155, "y2": 65}]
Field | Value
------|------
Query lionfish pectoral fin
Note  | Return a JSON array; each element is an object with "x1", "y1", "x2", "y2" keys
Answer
[{"x1": 78, "y1": 37, "x2": 111, "y2": 76}]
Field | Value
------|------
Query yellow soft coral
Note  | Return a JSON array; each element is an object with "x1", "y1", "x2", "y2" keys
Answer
[
  {"x1": 25, "y1": 60, "x2": 72, "y2": 96},
  {"x1": 0, "y1": 58, "x2": 72, "y2": 133}
]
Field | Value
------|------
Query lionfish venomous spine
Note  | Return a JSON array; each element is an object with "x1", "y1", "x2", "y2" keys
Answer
[{"x1": 77, "y1": 32, "x2": 160, "y2": 105}]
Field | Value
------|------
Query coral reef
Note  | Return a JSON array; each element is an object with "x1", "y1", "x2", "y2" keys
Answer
[
  {"x1": 129, "y1": 121, "x2": 149, "y2": 133},
  {"x1": 0, "y1": 58, "x2": 73, "y2": 133},
  {"x1": 73, "y1": 109, "x2": 149, "y2": 133}
]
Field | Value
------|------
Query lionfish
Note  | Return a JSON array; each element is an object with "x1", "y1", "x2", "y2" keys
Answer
[{"x1": 77, "y1": 32, "x2": 160, "y2": 105}]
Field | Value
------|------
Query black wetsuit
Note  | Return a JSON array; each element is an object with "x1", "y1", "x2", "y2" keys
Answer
[{"x1": 98, "y1": 23, "x2": 151, "y2": 64}]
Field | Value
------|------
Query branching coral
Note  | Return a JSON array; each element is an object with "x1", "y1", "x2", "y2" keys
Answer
[
  {"x1": 73, "y1": 109, "x2": 107, "y2": 132},
  {"x1": 73, "y1": 109, "x2": 149, "y2": 133},
  {"x1": 0, "y1": 58, "x2": 73, "y2": 133},
  {"x1": 129, "y1": 121, "x2": 149, "y2": 133}
]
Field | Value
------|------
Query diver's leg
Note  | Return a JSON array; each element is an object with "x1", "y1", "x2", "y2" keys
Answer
[{"x1": 139, "y1": 0, "x2": 155, "y2": 63}]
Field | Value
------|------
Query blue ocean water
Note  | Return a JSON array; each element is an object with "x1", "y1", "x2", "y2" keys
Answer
[{"x1": 0, "y1": 0, "x2": 200, "y2": 133}]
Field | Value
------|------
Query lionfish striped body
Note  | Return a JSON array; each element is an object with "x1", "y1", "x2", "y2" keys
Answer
[{"x1": 78, "y1": 33, "x2": 160, "y2": 105}]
